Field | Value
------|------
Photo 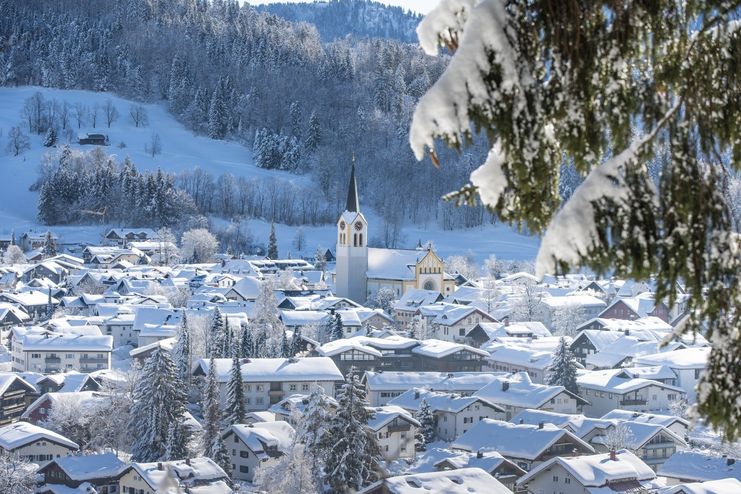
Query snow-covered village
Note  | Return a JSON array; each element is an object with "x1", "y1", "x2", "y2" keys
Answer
[{"x1": 0, "y1": 0, "x2": 740, "y2": 493}]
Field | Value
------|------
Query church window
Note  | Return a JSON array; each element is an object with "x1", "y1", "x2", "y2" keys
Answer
[
  {"x1": 424, "y1": 280, "x2": 435, "y2": 291},
  {"x1": 359, "y1": 233, "x2": 363, "y2": 246}
]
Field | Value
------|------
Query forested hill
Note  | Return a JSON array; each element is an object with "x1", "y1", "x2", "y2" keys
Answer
[
  {"x1": 0, "y1": 0, "x2": 492, "y2": 233},
  {"x1": 256, "y1": 0, "x2": 421, "y2": 43}
]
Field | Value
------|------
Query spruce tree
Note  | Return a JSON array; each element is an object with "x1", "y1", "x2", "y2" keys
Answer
[
  {"x1": 42, "y1": 231, "x2": 56, "y2": 257},
  {"x1": 207, "y1": 81, "x2": 228, "y2": 139},
  {"x1": 209, "y1": 307, "x2": 225, "y2": 358},
  {"x1": 43, "y1": 127, "x2": 56, "y2": 147},
  {"x1": 289, "y1": 326, "x2": 302, "y2": 357},
  {"x1": 546, "y1": 337, "x2": 579, "y2": 395},
  {"x1": 296, "y1": 384, "x2": 333, "y2": 486},
  {"x1": 323, "y1": 368, "x2": 380, "y2": 492},
  {"x1": 211, "y1": 433, "x2": 231, "y2": 478},
  {"x1": 129, "y1": 349, "x2": 188, "y2": 462},
  {"x1": 163, "y1": 421, "x2": 188, "y2": 461},
  {"x1": 280, "y1": 330, "x2": 290, "y2": 358},
  {"x1": 412, "y1": 0, "x2": 741, "y2": 439},
  {"x1": 414, "y1": 399, "x2": 436, "y2": 449},
  {"x1": 201, "y1": 356, "x2": 222, "y2": 455},
  {"x1": 172, "y1": 313, "x2": 191, "y2": 384},
  {"x1": 240, "y1": 323, "x2": 253, "y2": 358},
  {"x1": 267, "y1": 223, "x2": 278, "y2": 259},
  {"x1": 331, "y1": 311, "x2": 344, "y2": 341},
  {"x1": 224, "y1": 352, "x2": 246, "y2": 426},
  {"x1": 305, "y1": 110, "x2": 320, "y2": 153}
]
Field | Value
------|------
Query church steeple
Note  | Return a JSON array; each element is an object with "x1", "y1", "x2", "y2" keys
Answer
[{"x1": 345, "y1": 156, "x2": 359, "y2": 213}]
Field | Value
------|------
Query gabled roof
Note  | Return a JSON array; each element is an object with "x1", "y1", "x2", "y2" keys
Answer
[
  {"x1": 660, "y1": 478, "x2": 741, "y2": 494},
  {"x1": 452, "y1": 419, "x2": 594, "y2": 460},
  {"x1": 389, "y1": 388, "x2": 504, "y2": 414},
  {"x1": 433, "y1": 450, "x2": 527, "y2": 477},
  {"x1": 226, "y1": 422, "x2": 295, "y2": 460},
  {"x1": 601, "y1": 409, "x2": 689, "y2": 430},
  {"x1": 0, "y1": 422, "x2": 78, "y2": 451},
  {"x1": 517, "y1": 450, "x2": 655, "y2": 487},
  {"x1": 193, "y1": 357, "x2": 344, "y2": 383},
  {"x1": 40, "y1": 452, "x2": 127, "y2": 481},
  {"x1": 366, "y1": 405, "x2": 420, "y2": 431},
  {"x1": 576, "y1": 368, "x2": 685, "y2": 394},
  {"x1": 412, "y1": 339, "x2": 488, "y2": 359},
  {"x1": 475, "y1": 371, "x2": 588, "y2": 408},
  {"x1": 359, "y1": 467, "x2": 511, "y2": 494},
  {"x1": 658, "y1": 451, "x2": 741, "y2": 482},
  {"x1": 128, "y1": 457, "x2": 227, "y2": 490}
]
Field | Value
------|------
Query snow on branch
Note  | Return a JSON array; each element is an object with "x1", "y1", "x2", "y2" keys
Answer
[
  {"x1": 410, "y1": 0, "x2": 520, "y2": 161},
  {"x1": 416, "y1": 0, "x2": 475, "y2": 55},
  {"x1": 535, "y1": 104, "x2": 680, "y2": 278}
]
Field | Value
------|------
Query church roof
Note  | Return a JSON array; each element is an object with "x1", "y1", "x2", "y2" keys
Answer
[
  {"x1": 367, "y1": 248, "x2": 422, "y2": 281},
  {"x1": 345, "y1": 159, "x2": 359, "y2": 213}
]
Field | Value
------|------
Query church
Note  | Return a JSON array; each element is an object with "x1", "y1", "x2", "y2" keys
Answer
[{"x1": 334, "y1": 163, "x2": 456, "y2": 304}]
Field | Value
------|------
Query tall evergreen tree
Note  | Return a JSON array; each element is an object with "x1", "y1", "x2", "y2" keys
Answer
[
  {"x1": 322, "y1": 368, "x2": 380, "y2": 492},
  {"x1": 546, "y1": 337, "x2": 579, "y2": 394},
  {"x1": 209, "y1": 307, "x2": 225, "y2": 358},
  {"x1": 240, "y1": 323, "x2": 253, "y2": 358},
  {"x1": 331, "y1": 311, "x2": 344, "y2": 341},
  {"x1": 211, "y1": 433, "x2": 231, "y2": 479},
  {"x1": 289, "y1": 326, "x2": 302, "y2": 357},
  {"x1": 305, "y1": 110, "x2": 320, "y2": 153},
  {"x1": 163, "y1": 421, "x2": 188, "y2": 461},
  {"x1": 172, "y1": 313, "x2": 191, "y2": 384},
  {"x1": 128, "y1": 349, "x2": 188, "y2": 462},
  {"x1": 207, "y1": 80, "x2": 228, "y2": 139},
  {"x1": 224, "y1": 351, "x2": 246, "y2": 426},
  {"x1": 280, "y1": 330, "x2": 290, "y2": 358},
  {"x1": 201, "y1": 356, "x2": 222, "y2": 455},
  {"x1": 267, "y1": 223, "x2": 278, "y2": 259},
  {"x1": 298, "y1": 384, "x2": 333, "y2": 486},
  {"x1": 414, "y1": 399, "x2": 436, "y2": 449}
]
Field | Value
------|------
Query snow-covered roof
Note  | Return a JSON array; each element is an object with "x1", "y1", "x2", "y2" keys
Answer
[
  {"x1": 131, "y1": 457, "x2": 227, "y2": 489},
  {"x1": 228, "y1": 422, "x2": 295, "y2": 460},
  {"x1": 433, "y1": 450, "x2": 526, "y2": 476},
  {"x1": 541, "y1": 294, "x2": 606, "y2": 309},
  {"x1": 485, "y1": 344, "x2": 554, "y2": 371},
  {"x1": 600, "y1": 409, "x2": 688, "y2": 430},
  {"x1": 452, "y1": 419, "x2": 594, "y2": 460},
  {"x1": 634, "y1": 347, "x2": 711, "y2": 369},
  {"x1": 476, "y1": 320, "x2": 551, "y2": 339},
  {"x1": 475, "y1": 372, "x2": 586, "y2": 409},
  {"x1": 280, "y1": 310, "x2": 329, "y2": 327},
  {"x1": 658, "y1": 451, "x2": 741, "y2": 482},
  {"x1": 366, "y1": 405, "x2": 420, "y2": 431},
  {"x1": 44, "y1": 452, "x2": 127, "y2": 480},
  {"x1": 363, "y1": 371, "x2": 501, "y2": 392},
  {"x1": 0, "y1": 372, "x2": 35, "y2": 395},
  {"x1": 368, "y1": 247, "x2": 424, "y2": 281},
  {"x1": 318, "y1": 338, "x2": 383, "y2": 358},
  {"x1": 517, "y1": 450, "x2": 655, "y2": 487},
  {"x1": 576, "y1": 368, "x2": 685, "y2": 394},
  {"x1": 22, "y1": 333, "x2": 113, "y2": 352},
  {"x1": 659, "y1": 479, "x2": 741, "y2": 494},
  {"x1": 389, "y1": 388, "x2": 504, "y2": 414},
  {"x1": 194, "y1": 357, "x2": 344, "y2": 383},
  {"x1": 411, "y1": 339, "x2": 488, "y2": 359},
  {"x1": 0, "y1": 422, "x2": 78, "y2": 451},
  {"x1": 393, "y1": 288, "x2": 442, "y2": 310},
  {"x1": 360, "y1": 467, "x2": 511, "y2": 494}
]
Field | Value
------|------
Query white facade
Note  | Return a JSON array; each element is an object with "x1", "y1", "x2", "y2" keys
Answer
[
  {"x1": 435, "y1": 401, "x2": 504, "y2": 441},
  {"x1": 11, "y1": 334, "x2": 113, "y2": 374},
  {"x1": 580, "y1": 382, "x2": 684, "y2": 417},
  {"x1": 335, "y1": 210, "x2": 368, "y2": 304}
]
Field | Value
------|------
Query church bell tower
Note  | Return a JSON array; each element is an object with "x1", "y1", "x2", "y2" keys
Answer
[{"x1": 335, "y1": 159, "x2": 368, "y2": 303}]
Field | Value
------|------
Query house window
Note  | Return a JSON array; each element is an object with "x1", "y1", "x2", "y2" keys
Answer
[
  {"x1": 239, "y1": 466, "x2": 249, "y2": 473},
  {"x1": 553, "y1": 476, "x2": 559, "y2": 482},
  {"x1": 289, "y1": 384, "x2": 297, "y2": 391},
  {"x1": 240, "y1": 451, "x2": 249, "y2": 458},
  {"x1": 301, "y1": 384, "x2": 309, "y2": 391}
]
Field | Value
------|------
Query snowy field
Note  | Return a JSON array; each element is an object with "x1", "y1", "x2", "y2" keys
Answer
[{"x1": 0, "y1": 86, "x2": 540, "y2": 261}]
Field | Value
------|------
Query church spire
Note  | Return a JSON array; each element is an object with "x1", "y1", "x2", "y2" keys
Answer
[{"x1": 345, "y1": 155, "x2": 360, "y2": 213}]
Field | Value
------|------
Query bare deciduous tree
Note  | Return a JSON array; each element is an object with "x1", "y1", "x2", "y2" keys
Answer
[
  {"x1": 104, "y1": 99, "x2": 119, "y2": 128},
  {"x1": 5, "y1": 127, "x2": 30, "y2": 157},
  {"x1": 73, "y1": 102, "x2": 87, "y2": 129},
  {"x1": 129, "y1": 104, "x2": 149, "y2": 127}
]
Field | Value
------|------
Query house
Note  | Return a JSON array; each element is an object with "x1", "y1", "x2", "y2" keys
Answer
[
  {"x1": 11, "y1": 332, "x2": 113, "y2": 373},
  {"x1": 427, "y1": 304, "x2": 497, "y2": 343},
  {"x1": 474, "y1": 372, "x2": 588, "y2": 420},
  {"x1": 0, "y1": 422, "x2": 78, "y2": 467},
  {"x1": 221, "y1": 422, "x2": 295, "y2": 482},
  {"x1": 0, "y1": 290, "x2": 59, "y2": 318},
  {"x1": 410, "y1": 339, "x2": 489, "y2": 373},
  {"x1": 103, "y1": 228, "x2": 158, "y2": 246},
  {"x1": 658, "y1": 451, "x2": 741, "y2": 485},
  {"x1": 268, "y1": 393, "x2": 338, "y2": 424},
  {"x1": 452, "y1": 419, "x2": 595, "y2": 472},
  {"x1": 634, "y1": 347, "x2": 710, "y2": 401},
  {"x1": 0, "y1": 302, "x2": 30, "y2": 327},
  {"x1": 576, "y1": 369, "x2": 686, "y2": 417},
  {"x1": 467, "y1": 320, "x2": 551, "y2": 347},
  {"x1": 601, "y1": 409, "x2": 689, "y2": 439},
  {"x1": 0, "y1": 373, "x2": 37, "y2": 425},
  {"x1": 599, "y1": 293, "x2": 671, "y2": 322},
  {"x1": 38, "y1": 452, "x2": 127, "y2": 493},
  {"x1": 78, "y1": 133, "x2": 109, "y2": 145},
  {"x1": 434, "y1": 451, "x2": 527, "y2": 492},
  {"x1": 359, "y1": 467, "x2": 512, "y2": 494},
  {"x1": 192, "y1": 357, "x2": 344, "y2": 410},
  {"x1": 20, "y1": 231, "x2": 59, "y2": 251},
  {"x1": 538, "y1": 294, "x2": 607, "y2": 330},
  {"x1": 118, "y1": 457, "x2": 231, "y2": 493},
  {"x1": 22, "y1": 391, "x2": 111, "y2": 425},
  {"x1": 388, "y1": 388, "x2": 504, "y2": 441},
  {"x1": 485, "y1": 343, "x2": 557, "y2": 384},
  {"x1": 516, "y1": 449, "x2": 659, "y2": 494},
  {"x1": 368, "y1": 405, "x2": 420, "y2": 461},
  {"x1": 34, "y1": 372, "x2": 101, "y2": 394}
]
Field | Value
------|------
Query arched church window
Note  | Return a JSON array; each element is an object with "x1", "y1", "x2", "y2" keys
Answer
[{"x1": 424, "y1": 280, "x2": 436, "y2": 291}]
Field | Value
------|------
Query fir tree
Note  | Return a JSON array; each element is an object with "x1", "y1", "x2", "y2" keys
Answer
[
  {"x1": 201, "y1": 356, "x2": 222, "y2": 455},
  {"x1": 546, "y1": 337, "x2": 579, "y2": 395},
  {"x1": 172, "y1": 313, "x2": 191, "y2": 384},
  {"x1": 163, "y1": 421, "x2": 188, "y2": 461},
  {"x1": 43, "y1": 127, "x2": 56, "y2": 147},
  {"x1": 129, "y1": 349, "x2": 188, "y2": 462},
  {"x1": 267, "y1": 223, "x2": 278, "y2": 259},
  {"x1": 414, "y1": 399, "x2": 436, "y2": 449},
  {"x1": 280, "y1": 330, "x2": 290, "y2": 358},
  {"x1": 209, "y1": 307, "x2": 225, "y2": 358},
  {"x1": 224, "y1": 352, "x2": 246, "y2": 426},
  {"x1": 207, "y1": 81, "x2": 228, "y2": 139},
  {"x1": 240, "y1": 323, "x2": 253, "y2": 358},
  {"x1": 289, "y1": 326, "x2": 302, "y2": 357},
  {"x1": 211, "y1": 433, "x2": 231, "y2": 479},
  {"x1": 331, "y1": 311, "x2": 344, "y2": 341},
  {"x1": 305, "y1": 110, "x2": 320, "y2": 153},
  {"x1": 298, "y1": 384, "x2": 333, "y2": 485},
  {"x1": 323, "y1": 368, "x2": 380, "y2": 492}
]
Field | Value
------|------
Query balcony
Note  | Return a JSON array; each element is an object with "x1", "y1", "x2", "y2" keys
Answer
[
  {"x1": 80, "y1": 357, "x2": 108, "y2": 364},
  {"x1": 620, "y1": 399, "x2": 647, "y2": 406},
  {"x1": 44, "y1": 357, "x2": 61, "y2": 364},
  {"x1": 388, "y1": 424, "x2": 411, "y2": 433}
]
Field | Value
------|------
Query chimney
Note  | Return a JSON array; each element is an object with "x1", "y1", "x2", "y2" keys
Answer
[
  {"x1": 625, "y1": 329, "x2": 630, "y2": 336},
  {"x1": 504, "y1": 316, "x2": 510, "y2": 327},
  {"x1": 519, "y1": 418, "x2": 524, "y2": 424},
  {"x1": 502, "y1": 381, "x2": 510, "y2": 392},
  {"x1": 538, "y1": 421, "x2": 544, "y2": 429},
  {"x1": 157, "y1": 462, "x2": 163, "y2": 471},
  {"x1": 476, "y1": 450, "x2": 483, "y2": 459},
  {"x1": 609, "y1": 450, "x2": 617, "y2": 461}
]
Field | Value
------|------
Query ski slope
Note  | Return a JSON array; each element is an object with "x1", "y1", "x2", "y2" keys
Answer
[{"x1": 0, "y1": 86, "x2": 540, "y2": 261}]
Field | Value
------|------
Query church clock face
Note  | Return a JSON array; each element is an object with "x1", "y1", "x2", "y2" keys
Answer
[
  {"x1": 354, "y1": 221, "x2": 363, "y2": 231},
  {"x1": 339, "y1": 221, "x2": 346, "y2": 230}
]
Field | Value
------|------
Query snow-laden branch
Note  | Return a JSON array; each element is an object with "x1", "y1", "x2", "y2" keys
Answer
[
  {"x1": 535, "y1": 103, "x2": 681, "y2": 278},
  {"x1": 416, "y1": 0, "x2": 476, "y2": 55},
  {"x1": 410, "y1": 0, "x2": 520, "y2": 160}
]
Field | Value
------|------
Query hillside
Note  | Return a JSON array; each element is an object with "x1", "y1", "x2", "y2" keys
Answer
[
  {"x1": 257, "y1": 0, "x2": 422, "y2": 43},
  {"x1": 0, "y1": 86, "x2": 539, "y2": 261}
]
